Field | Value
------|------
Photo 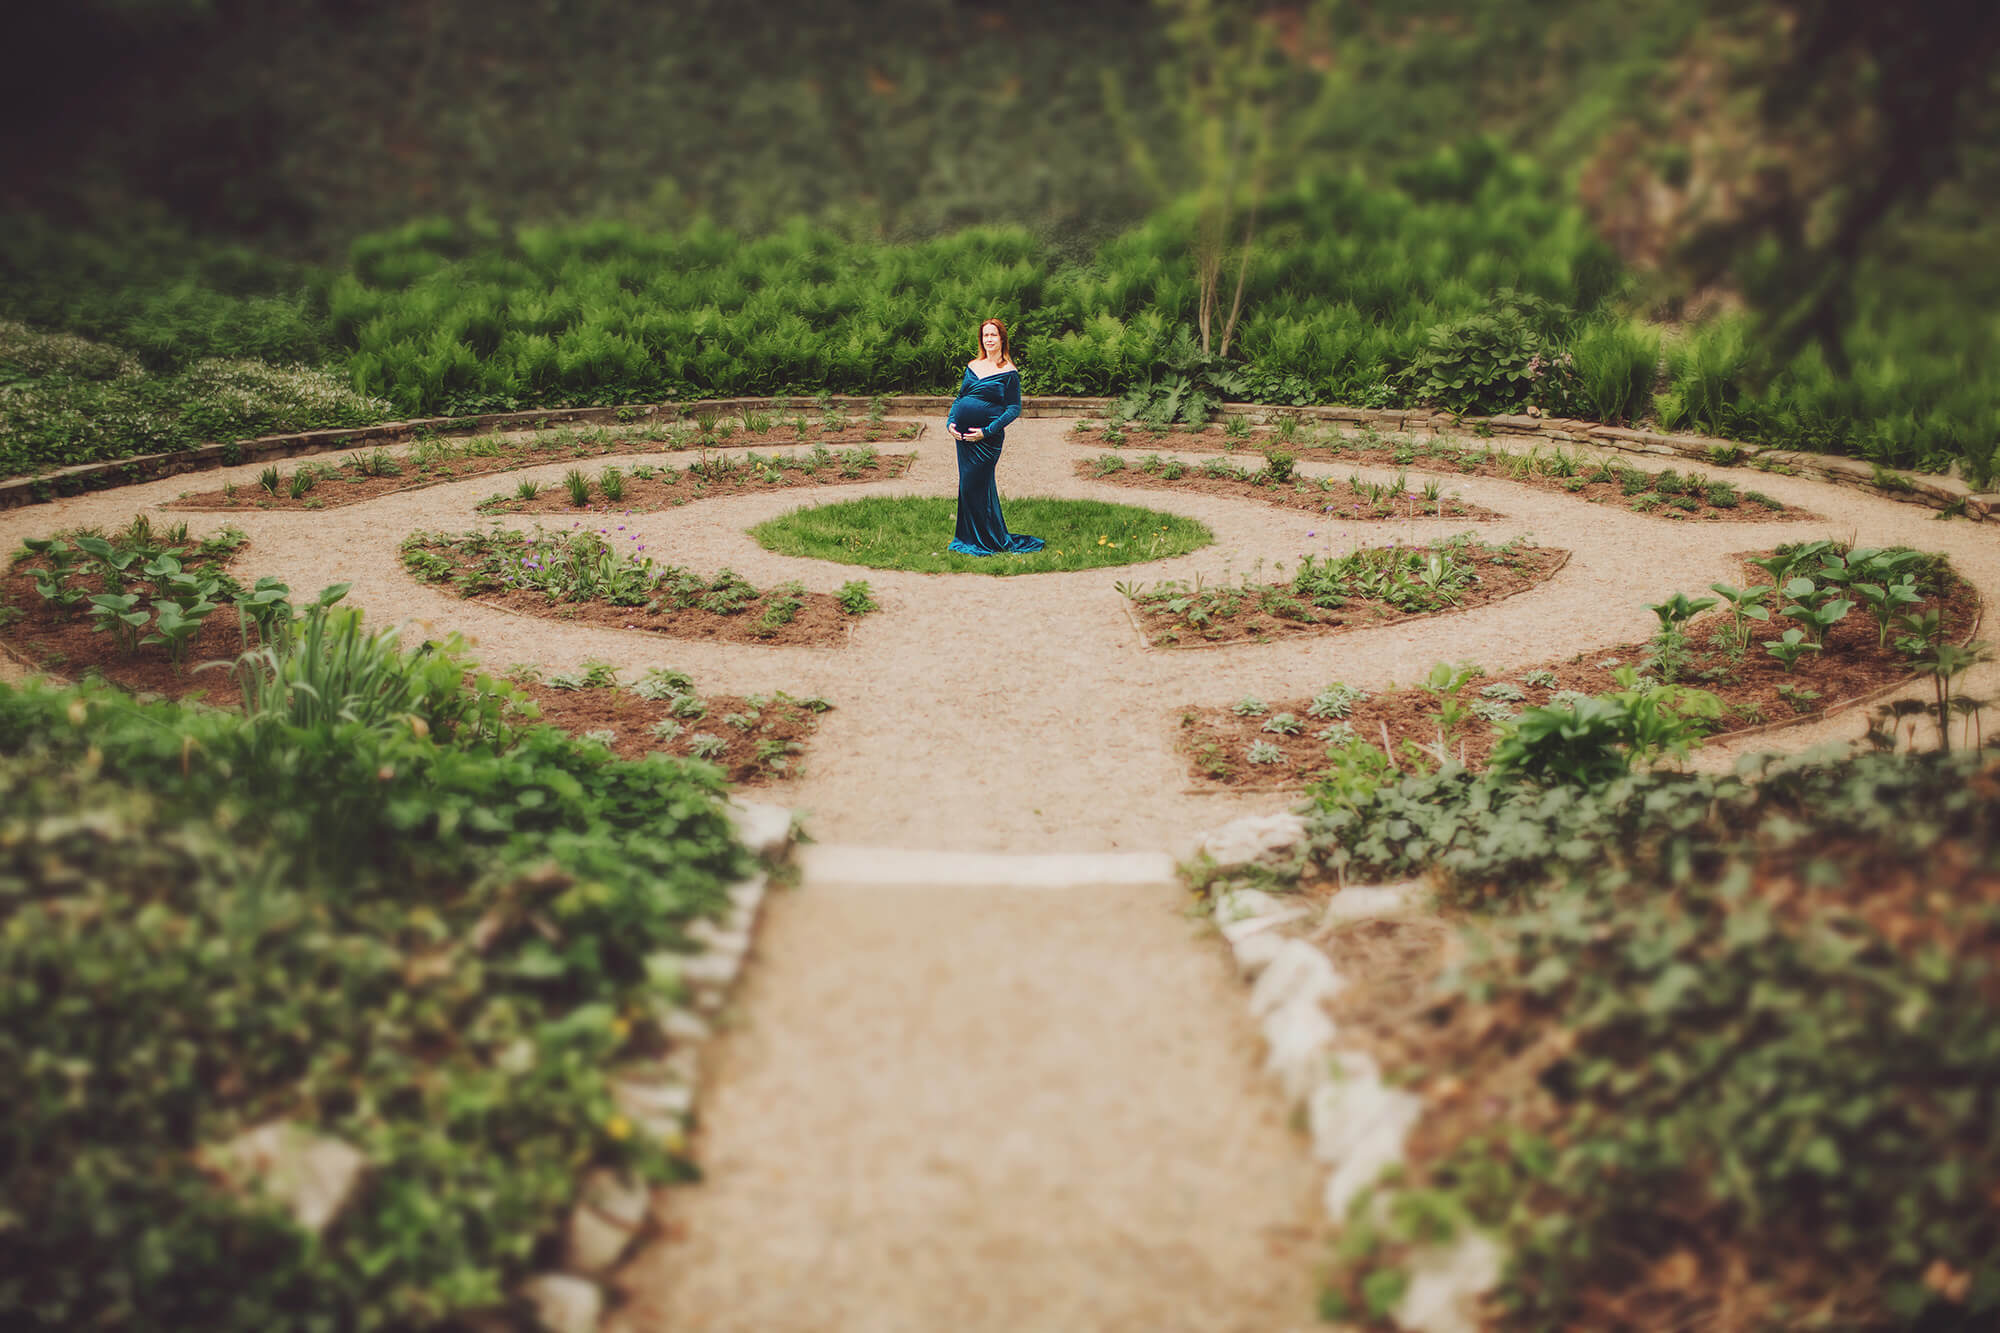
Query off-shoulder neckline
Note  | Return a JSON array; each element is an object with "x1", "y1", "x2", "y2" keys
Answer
[{"x1": 964, "y1": 364, "x2": 1018, "y2": 381}]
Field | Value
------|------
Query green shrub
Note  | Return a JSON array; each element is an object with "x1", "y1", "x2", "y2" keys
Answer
[{"x1": 1404, "y1": 302, "x2": 1543, "y2": 415}]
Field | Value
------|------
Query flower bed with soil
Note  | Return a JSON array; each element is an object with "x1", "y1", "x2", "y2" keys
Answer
[
  {"x1": 1069, "y1": 422, "x2": 1816, "y2": 522},
  {"x1": 1120, "y1": 535, "x2": 1568, "y2": 648},
  {"x1": 1179, "y1": 545, "x2": 1980, "y2": 788},
  {"x1": 164, "y1": 417, "x2": 924, "y2": 511},
  {"x1": 401, "y1": 527, "x2": 879, "y2": 648},
  {"x1": 1077, "y1": 453, "x2": 1500, "y2": 521},
  {"x1": 513, "y1": 669, "x2": 829, "y2": 785},
  {"x1": 474, "y1": 445, "x2": 911, "y2": 515},
  {"x1": 1, "y1": 527, "x2": 837, "y2": 786}
]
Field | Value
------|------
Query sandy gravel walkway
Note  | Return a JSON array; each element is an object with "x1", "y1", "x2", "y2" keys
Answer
[{"x1": 4, "y1": 416, "x2": 1995, "y2": 1331}]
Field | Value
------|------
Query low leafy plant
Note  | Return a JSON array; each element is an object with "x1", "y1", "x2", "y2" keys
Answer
[
  {"x1": 1764, "y1": 626, "x2": 1822, "y2": 670},
  {"x1": 836, "y1": 580, "x2": 877, "y2": 616}
]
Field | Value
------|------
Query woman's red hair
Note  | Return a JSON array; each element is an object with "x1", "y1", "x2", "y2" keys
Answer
[{"x1": 977, "y1": 318, "x2": 1013, "y2": 367}]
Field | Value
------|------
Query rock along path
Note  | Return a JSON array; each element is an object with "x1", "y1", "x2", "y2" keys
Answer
[{"x1": 4, "y1": 415, "x2": 1996, "y2": 1330}]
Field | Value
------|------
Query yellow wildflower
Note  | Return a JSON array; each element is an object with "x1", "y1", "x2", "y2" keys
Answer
[
  {"x1": 605, "y1": 1114, "x2": 632, "y2": 1141},
  {"x1": 609, "y1": 1016, "x2": 632, "y2": 1040}
]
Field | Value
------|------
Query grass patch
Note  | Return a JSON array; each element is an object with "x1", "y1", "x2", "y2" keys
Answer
[{"x1": 749, "y1": 496, "x2": 1212, "y2": 575}]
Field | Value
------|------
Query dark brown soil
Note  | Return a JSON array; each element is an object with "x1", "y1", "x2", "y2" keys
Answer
[
  {"x1": 476, "y1": 451, "x2": 912, "y2": 516},
  {"x1": 1069, "y1": 423, "x2": 1816, "y2": 522},
  {"x1": 165, "y1": 424, "x2": 925, "y2": 512},
  {"x1": 462, "y1": 584, "x2": 855, "y2": 647},
  {"x1": 0, "y1": 563, "x2": 258, "y2": 702},
  {"x1": 1078, "y1": 460, "x2": 1501, "y2": 522},
  {"x1": 1179, "y1": 557, "x2": 1982, "y2": 788},
  {"x1": 514, "y1": 681, "x2": 825, "y2": 786},
  {"x1": 402, "y1": 541, "x2": 863, "y2": 648},
  {"x1": 1126, "y1": 544, "x2": 1569, "y2": 647}
]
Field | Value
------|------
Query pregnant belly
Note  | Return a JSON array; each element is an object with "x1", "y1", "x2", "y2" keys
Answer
[{"x1": 949, "y1": 399, "x2": 998, "y2": 431}]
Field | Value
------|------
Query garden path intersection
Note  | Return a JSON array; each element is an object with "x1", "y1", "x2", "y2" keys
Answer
[{"x1": 4, "y1": 417, "x2": 1996, "y2": 1330}]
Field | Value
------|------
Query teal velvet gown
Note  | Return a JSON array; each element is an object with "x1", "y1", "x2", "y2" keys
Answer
[{"x1": 946, "y1": 366, "x2": 1043, "y2": 556}]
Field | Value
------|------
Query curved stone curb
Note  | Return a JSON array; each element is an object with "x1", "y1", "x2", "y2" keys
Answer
[
  {"x1": 3, "y1": 392, "x2": 1983, "y2": 525},
  {"x1": 1191, "y1": 811, "x2": 1498, "y2": 1333},
  {"x1": 511, "y1": 797, "x2": 798, "y2": 1333}
]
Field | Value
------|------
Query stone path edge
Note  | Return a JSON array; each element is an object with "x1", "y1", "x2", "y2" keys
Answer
[
  {"x1": 1191, "y1": 812, "x2": 1497, "y2": 1333},
  {"x1": 4, "y1": 395, "x2": 1987, "y2": 522},
  {"x1": 514, "y1": 799, "x2": 796, "y2": 1333}
]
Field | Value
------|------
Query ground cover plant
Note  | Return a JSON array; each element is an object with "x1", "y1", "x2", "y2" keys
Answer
[
  {"x1": 1117, "y1": 534, "x2": 1566, "y2": 647},
  {"x1": 400, "y1": 526, "x2": 876, "y2": 646},
  {"x1": 0, "y1": 602, "x2": 750, "y2": 1330},
  {"x1": 164, "y1": 416, "x2": 921, "y2": 512},
  {"x1": 1071, "y1": 420, "x2": 1817, "y2": 522},
  {"x1": 473, "y1": 445, "x2": 909, "y2": 516},
  {"x1": 1268, "y1": 743, "x2": 2000, "y2": 1331},
  {"x1": 0, "y1": 319, "x2": 392, "y2": 484},
  {"x1": 1081, "y1": 450, "x2": 1497, "y2": 522},
  {"x1": 749, "y1": 496, "x2": 1214, "y2": 575},
  {"x1": 509, "y1": 662, "x2": 831, "y2": 785},
  {"x1": 1178, "y1": 543, "x2": 1979, "y2": 787}
]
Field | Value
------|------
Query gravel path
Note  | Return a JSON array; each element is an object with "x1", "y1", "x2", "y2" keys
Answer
[
  {"x1": 8, "y1": 420, "x2": 1994, "y2": 850},
  {"x1": 4, "y1": 417, "x2": 1994, "y2": 1330}
]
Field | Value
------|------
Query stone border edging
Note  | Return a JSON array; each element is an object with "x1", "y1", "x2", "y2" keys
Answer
[
  {"x1": 6, "y1": 394, "x2": 1988, "y2": 522},
  {"x1": 1188, "y1": 813, "x2": 1498, "y2": 1333},
  {"x1": 514, "y1": 799, "x2": 796, "y2": 1333}
]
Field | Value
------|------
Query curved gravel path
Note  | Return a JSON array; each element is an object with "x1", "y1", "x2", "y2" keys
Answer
[
  {"x1": 4, "y1": 417, "x2": 1995, "y2": 1331},
  {"x1": 7, "y1": 417, "x2": 1990, "y2": 849}
]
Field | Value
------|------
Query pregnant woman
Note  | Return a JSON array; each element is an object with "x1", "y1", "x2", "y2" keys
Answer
[{"x1": 946, "y1": 318, "x2": 1044, "y2": 556}]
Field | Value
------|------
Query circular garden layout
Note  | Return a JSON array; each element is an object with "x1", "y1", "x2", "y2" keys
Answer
[{"x1": 0, "y1": 410, "x2": 1989, "y2": 850}]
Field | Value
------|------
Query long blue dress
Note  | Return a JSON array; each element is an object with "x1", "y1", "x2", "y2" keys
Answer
[{"x1": 946, "y1": 366, "x2": 1043, "y2": 556}]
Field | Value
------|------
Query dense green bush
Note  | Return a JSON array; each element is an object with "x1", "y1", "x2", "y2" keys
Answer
[
  {"x1": 2, "y1": 149, "x2": 1993, "y2": 482},
  {"x1": 0, "y1": 667, "x2": 747, "y2": 1330}
]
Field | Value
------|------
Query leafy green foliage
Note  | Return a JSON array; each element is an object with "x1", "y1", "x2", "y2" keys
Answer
[
  {"x1": 1305, "y1": 746, "x2": 2000, "y2": 1330},
  {"x1": 0, "y1": 664, "x2": 748, "y2": 1330}
]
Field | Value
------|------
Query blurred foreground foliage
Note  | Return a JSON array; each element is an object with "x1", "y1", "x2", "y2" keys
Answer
[
  {"x1": 1283, "y1": 745, "x2": 2000, "y2": 1328},
  {"x1": 0, "y1": 640, "x2": 747, "y2": 1328}
]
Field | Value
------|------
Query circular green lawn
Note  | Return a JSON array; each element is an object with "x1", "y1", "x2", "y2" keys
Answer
[{"x1": 749, "y1": 496, "x2": 1212, "y2": 574}]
